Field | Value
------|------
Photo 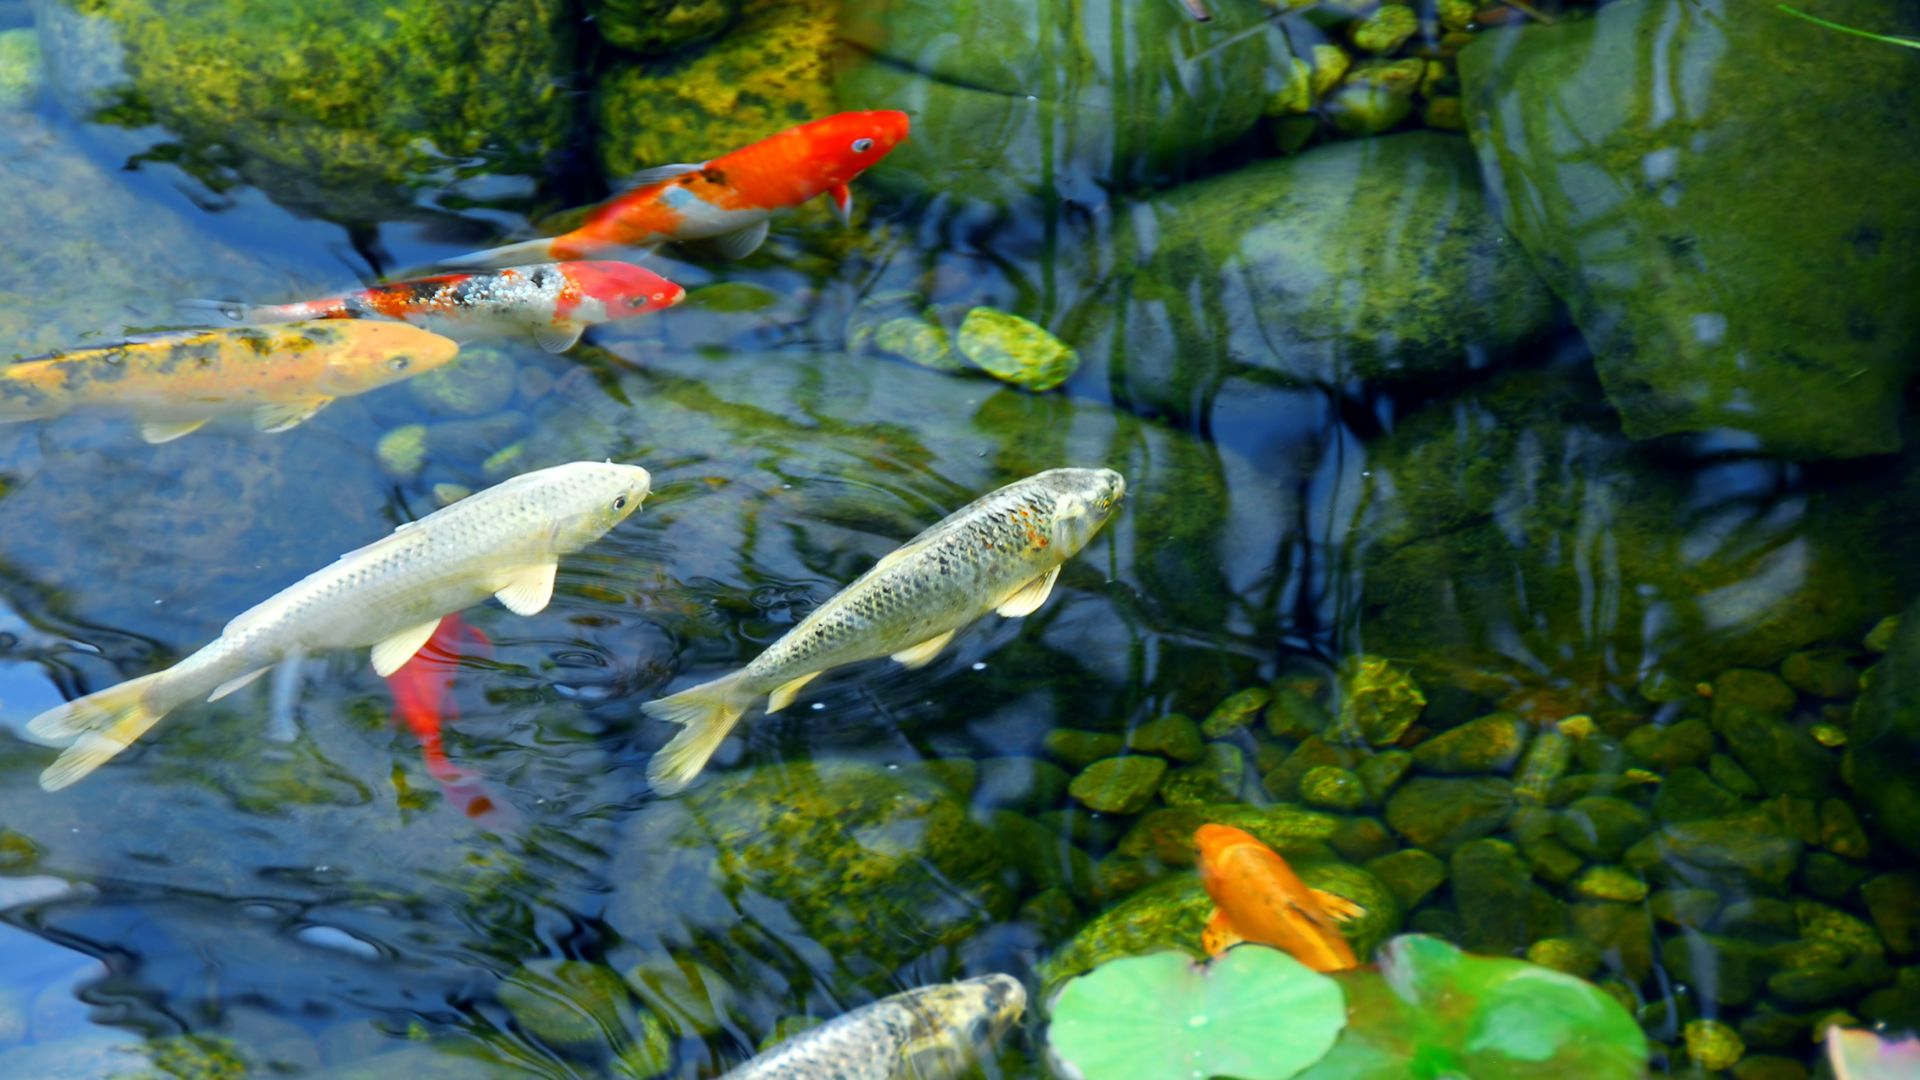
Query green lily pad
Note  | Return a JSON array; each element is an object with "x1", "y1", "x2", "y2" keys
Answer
[
  {"x1": 1045, "y1": 947, "x2": 1345, "y2": 1080},
  {"x1": 1299, "y1": 935, "x2": 1646, "y2": 1079}
]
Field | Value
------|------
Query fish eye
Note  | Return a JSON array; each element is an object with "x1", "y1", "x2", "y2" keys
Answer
[
  {"x1": 851, "y1": 137, "x2": 875, "y2": 153},
  {"x1": 651, "y1": 292, "x2": 666, "y2": 302},
  {"x1": 388, "y1": 356, "x2": 411, "y2": 371},
  {"x1": 613, "y1": 495, "x2": 628, "y2": 511}
]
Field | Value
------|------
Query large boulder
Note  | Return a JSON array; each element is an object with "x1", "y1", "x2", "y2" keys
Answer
[
  {"x1": 1065, "y1": 132, "x2": 1561, "y2": 418},
  {"x1": 1850, "y1": 597, "x2": 1920, "y2": 861},
  {"x1": 1458, "y1": 0, "x2": 1920, "y2": 459},
  {"x1": 31, "y1": 0, "x2": 573, "y2": 223},
  {"x1": 833, "y1": 0, "x2": 1274, "y2": 207}
]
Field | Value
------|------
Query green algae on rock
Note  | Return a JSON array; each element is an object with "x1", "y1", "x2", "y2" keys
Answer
[
  {"x1": 1384, "y1": 776, "x2": 1513, "y2": 856},
  {"x1": 1848, "y1": 598, "x2": 1920, "y2": 861},
  {"x1": 497, "y1": 960, "x2": 632, "y2": 1047},
  {"x1": 1458, "y1": 0, "x2": 1920, "y2": 459},
  {"x1": 955, "y1": 308, "x2": 1081, "y2": 392},
  {"x1": 591, "y1": 0, "x2": 739, "y2": 56},
  {"x1": 31, "y1": 0, "x2": 572, "y2": 223},
  {"x1": 1069, "y1": 755, "x2": 1168, "y2": 814},
  {"x1": 1331, "y1": 654, "x2": 1426, "y2": 747},
  {"x1": 0, "y1": 28, "x2": 41, "y2": 111},
  {"x1": 834, "y1": 0, "x2": 1271, "y2": 206}
]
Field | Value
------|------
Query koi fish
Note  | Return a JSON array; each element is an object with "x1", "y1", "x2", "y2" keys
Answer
[
  {"x1": 1194, "y1": 824, "x2": 1365, "y2": 972},
  {"x1": 441, "y1": 111, "x2": 912, "y2": 270},
  {"x1": 644, "y1": 467, "x2": 1124, "y2": 794},
  {"x1": 385, "y1": 613, "x2": 511, "y2": 822},
  {"x1": 182, "y1": 261, "x2": 685, "y2": 355},
  {"x1": 722, "y1": 975, "x2": 1025, "y2": 1080},
  {"x1": 0, "y1": 322, "x2": 456, "y2": 444},
  {"x1": 26, "y1": 461, "x2": 650, "y2": 790}
]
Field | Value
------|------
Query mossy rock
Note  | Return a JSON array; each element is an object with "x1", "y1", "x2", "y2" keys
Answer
[
  {"x1": 1458, "y1": 0, "x2": 1920, "y2": 458},
  {"x1": 1848, "y1": 596, "x2": 1920, "y2": 860},
  {"x1": 32, "y1": 0, "x2": 572, "y2": 222},
  {"x1": 605, "y1": 760, "x2": 1012, "y2": 985},
  {"x1": 591, "y1": 0, "x2": 740, "y2": 57},
  {"x1": 834, "y1": 0, "x2": 1272, "y2": 207},
  {"x1": 594, "y1": 0, "x2": 837, "y2": 182},
  {"x1": 497, "y1": 960, "x2": 632, "y2": 1047},
  {"x1": 0, "y1": 28, "x2": 41, "y2": 111}
]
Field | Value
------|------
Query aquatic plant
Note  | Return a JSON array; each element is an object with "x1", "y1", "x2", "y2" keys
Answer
[
  {"x1": 1778, "y1": 5, "x2": 1920, "y2": 48},
  {"x1": 1045, "y1": 947, "x2": 1347, "y2": 1080},
  {"x1": 1044, "y1": 936, "x2": 1646, "y2": 1080},
  {"x1": 1828, "y1": 1027, "x2": 1920, "y2": 1080}
]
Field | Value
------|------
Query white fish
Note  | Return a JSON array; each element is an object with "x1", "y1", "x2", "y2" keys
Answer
[
  {"x1": 723, "y1": 975, "x2": 1026, "y2": 1080},
  {"x1": 645, "y1": 467, "x2": 1126, "y2": 794},
  {"x1": 26, "y1": 461, "x2": 651, "y2": 791}
]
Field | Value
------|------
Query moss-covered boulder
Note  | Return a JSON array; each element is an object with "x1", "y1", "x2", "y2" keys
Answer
[
  {"x1": 594, "y1": 0, "x2": 836, "y2": 181},
  {"x1": 1849, "y1": 597, "x2": 1920, "y2": 860},
  {"x1": 1383, "y1": 777, "x2": 1514, "y2": 856},
  {"x1": 591, "y1": 0, "x2": 740, "y2": 57},
  {"x1": 834, "y1": 0, "x2": 1271, "y2": 207},
  {"x1": 32, "y1": 0, "x2": 572, "y2": 222},
  {"x1": 605, "y1": 760, "x2": 1012, "y2": 984},
  {"x1": 1072, "y1": 133, "x2": 1558, "y2": 409},
  {"x1": 1458, "y1": 0, "x2": 1920, "y2": 459}
]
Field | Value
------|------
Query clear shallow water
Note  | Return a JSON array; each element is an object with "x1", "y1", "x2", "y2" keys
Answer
[{"x1": 1, "y1": 0, "x2": 1918, "y2": 1076}]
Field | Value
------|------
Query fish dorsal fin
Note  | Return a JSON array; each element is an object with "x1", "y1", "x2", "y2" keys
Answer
[
  {"x1": 140, "y1": 418, "x2": 210, "y2": 444},
  {"x1": 531, "y1": 322, "x2": 584, "y2": 354},
  {"x1": 712, "y1": 219, "x2": 770, "y2": 260},
  {"x1": 765, "y1": 671, "x2": 821, "y2": 713},
  {"x1": 827, "y1": 182, "x2": 853, "y2": 224},
  {"x1": 1201, "y1": 908, "x2": 1245, "y2": 957},
  {"x1": 255, "y1": 397, "x2": 333, "y2": 433},
  {"x1": 995, "y1": 565, "x2": 1060, "y2": 618},
  {"x1": 890, "y1": 629, "x2": 955, "y2": 670},
  {"x1": 625, "y1": 162, "x2": 706, "y2": 187},
  {"x1": 371, "y1": 618, "x2": 442, "y2": 677},
  {"x1": 207, "y1": 667, "x2": 270, "y2": 702},
  {"x1": 494, "y1": 562, "x2": 558, "y2": 616}
]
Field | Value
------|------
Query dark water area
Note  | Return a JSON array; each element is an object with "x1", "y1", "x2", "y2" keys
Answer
[{"x1": 0, "y1": 0, "x2": 1917, "y2": 1077}]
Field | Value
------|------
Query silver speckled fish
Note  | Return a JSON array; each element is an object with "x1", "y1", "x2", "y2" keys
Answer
[
  {"x1": 645, "y1": 466, "x2": 1125, "y2": 794},
  {"x1": 722, "y1": 975, "x2": 1026, "y2": 1080},
  {"x1": 26, "y1": 461, "x2": 650, "y2": 791}
]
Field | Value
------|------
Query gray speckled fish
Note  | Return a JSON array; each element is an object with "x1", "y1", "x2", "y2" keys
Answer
[
  {"x1": 26, "y1": 461, "x2": 650, "y2": 791},
  {"x1": 644, "y1": 466, "x2": 1125, "y2": 794},
  {"x1": 723, "y1": 975, "x2": 1026, "y2": 1080}
]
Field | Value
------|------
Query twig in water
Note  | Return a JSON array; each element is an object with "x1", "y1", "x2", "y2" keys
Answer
[
  {"x1": 1778, "y1": 4, "x2": 1920, "y2": 48},
  {"x1": 1501, "y1": 0, "x2": 1558, "y2": 25}
]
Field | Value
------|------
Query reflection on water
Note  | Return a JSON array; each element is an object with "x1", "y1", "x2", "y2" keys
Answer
[{"x1": 0, "y1": 0, "x2": 1916, "y2": 1075}]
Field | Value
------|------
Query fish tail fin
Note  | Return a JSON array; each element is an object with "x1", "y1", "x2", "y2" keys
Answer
[
  {"x1": 642, "y1": 672, "x2": 754, "y2": 795},
  {"x1": 176, "y1": 298, "x2": 253, "y2": 324},
  {"x1": 27, "y1": 671, "x2": 177, "y2": 791},
  {"x1": 436, "y1": 238, "x2": 556, "y2": 271}
]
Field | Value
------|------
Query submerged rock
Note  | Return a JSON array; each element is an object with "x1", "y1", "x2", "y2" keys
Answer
[
  {"x1": 32, "y1": 0, "x2": 571, "y2": 222},
  {"x1": 1383, "y1": 776, "x2": 1514, "y2": 856},
  {"x1": 591, "y1": 0, "x2": 739, "y2": 56},
  {"x1": 834, "y1": 0, "x2": 1271, "y2": 207},
  {"x1": 955, "y1": 308, "x2": 1080, "y2": 392},
  {"x1": 1849, "y1": 598, "x2": 1920, "y2": 861},
  {"x1": 0, "y1": 28, "x2": 41, "y2": 111},
  {"x1": 1459, "y1": 0, "x2": 1920, "y2": 459},
  {"x1": 1331, "y1": 654, "x2": 1426, "y2": 747},
  {"x1": 1078, "y1": 132, "x2": 1558, "y2": 407},
  {"x1": 1069, "y1": 755, "x2": 1167, "y2": 814}
]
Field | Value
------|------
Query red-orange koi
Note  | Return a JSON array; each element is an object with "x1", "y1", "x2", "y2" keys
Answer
[
  {"x1": 183, "y1": 261, "x2": 684, "y2": 354},
  {"x1": 441, "y1": 111, "x2": 911, "y2": 269},
  {"x1": 385, "y1": 613, "x2": 506, "y2": 821},
  {"x1": 1194, "y1": 824, "x2": 1365, "y2": 972}
]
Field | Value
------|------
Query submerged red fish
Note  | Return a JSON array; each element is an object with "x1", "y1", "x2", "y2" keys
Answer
[
  {"x1": 184, "y1": 261, "x2": 685, "y2": 354},
  {"x1": 442, "y1": 111, "x2": 911, "y2": 269},
  {"x1": 1194, "y1": 824, "x2": 1364, "y2": 972},
  {"x1": 385, "y1": 613, "x2": 507, "y2": 821}
]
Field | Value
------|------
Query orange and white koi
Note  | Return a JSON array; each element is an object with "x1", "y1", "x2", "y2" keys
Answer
[
  {"x1": 440, "y1": 111, "x2": 912, "y2": 270},
  {"x1": 0, "y1": 321, "x2": 456, "y2": 444},
  {"x1": 182, "y1": 261, "x2": 684, "y2": 354},
  {"x1": 1194, "y1": 824, "x2": 1365, "y2": 972}
]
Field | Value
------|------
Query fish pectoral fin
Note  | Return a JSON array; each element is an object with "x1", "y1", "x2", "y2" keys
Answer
[
  {"x1": 766, "y1": 671, "x2": 821, "y2": 713},
  {"x1": 1201, "y1": 908, "x2": 1245, "y2": 957},
  {"x1": 532, "y1": 322, "x2": 584, "y2": 354},
  {"x1": 712, "y1": 219, "x2": 770, "y2": 260},
  {"x1": 207, "y1": 667, "x2": 270, "y2": 702},
  {"x1": 624, "y1": 162, "x2": 707, "y2": 187},
  {"x1": 827, "y1": 183, "x2": 853, "y2": 224},
  {"x1": 254, "y1": 397, "x2": 333, "y2": 434},
  {"x1": 995, "y1": 565, "x2": 1061, "y2": 618},
  {"x1": 890, "y1": 629, "x2": 956, "y2": 670},
  {"x1": 139, "y1": 418, "x2": 210, "y2": 444},
  {"x1": 371, "y1": 618, "x2": 443, "y2": 678},
  {"x1": 494, "y1": 562, "x2": 558, "y2": 616},
  {"x1": 1309, "y1": 889, "x2": 1367, "y2": 924}
]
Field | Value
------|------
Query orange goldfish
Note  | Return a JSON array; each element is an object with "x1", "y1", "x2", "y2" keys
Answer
[
  {"x1": 182, "y1": 261, "x2": 684, "y2": 355},
  {"x1": 385, "y1": 613, "x2": 510, "y2": 822},
  {"x1": 0, "y1": 321, "x2": 455, "y2": 444},
  {"x1": 1194, "y1": 824, "x2": 1365, "y2": 972},
  {"x1": 442, "y1": 111, "x2": 912, "y2": 269}
]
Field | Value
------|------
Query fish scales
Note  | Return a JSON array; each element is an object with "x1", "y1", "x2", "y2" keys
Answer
[
  {"x1": 25, "y1": 461, "x2": 649, "y2": 791},
  {"x1": 722, "y1": 975, "x2": 1025, "y2": 1080}
]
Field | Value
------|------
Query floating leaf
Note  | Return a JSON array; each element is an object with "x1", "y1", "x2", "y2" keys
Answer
[
  {"x1": 1297, "y1": 935, "x2": 1646, "y2": 1079},
  {"x1": 1046, "y1": 947, "x2": 1346, "y2": 1080},
  {"x1": 1829, "y1": 1027, "x2": 1920, "y2": 1080}
]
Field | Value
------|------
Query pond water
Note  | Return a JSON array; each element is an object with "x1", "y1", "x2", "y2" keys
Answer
[{"x1": 0, "y1": 0, "x2": 1917, "y2": 1076}]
